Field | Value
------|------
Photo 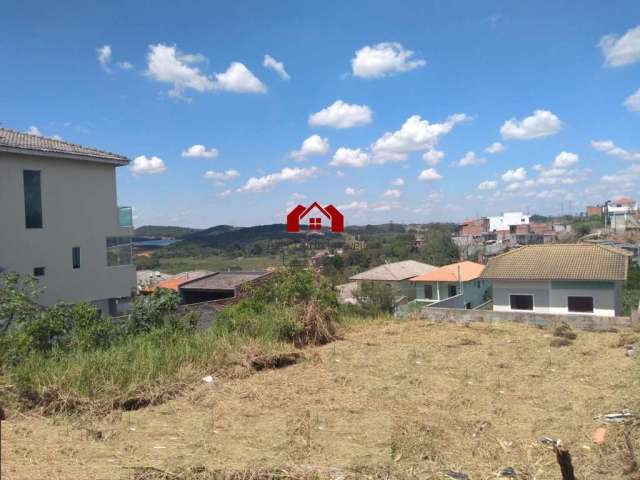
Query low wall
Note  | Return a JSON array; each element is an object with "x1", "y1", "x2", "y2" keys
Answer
[
  {"x1": 419, "y1": 306, "x2": 631, "y2": 331},
  {"x1": 427, "y1": 294, "x2": 464, "y2": 309}
]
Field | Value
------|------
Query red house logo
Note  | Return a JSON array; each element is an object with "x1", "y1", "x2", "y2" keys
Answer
[{"x1": 287, "y1": 202, "x2": 344, "y2": 233}]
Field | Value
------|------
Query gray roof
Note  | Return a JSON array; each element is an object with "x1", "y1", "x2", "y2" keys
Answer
[
  {"x1": 350, "y1": 260, "x2": 436, "y2": 282},
  {"x1": 480, "y1": 244, "x2": 630, "y2": 281},
  {"x1": 0, "y1": 127, "x2": 129, "y2": 164},
  {"x1": 180, "y1": 271, "x2": 271, "y2": 291}
]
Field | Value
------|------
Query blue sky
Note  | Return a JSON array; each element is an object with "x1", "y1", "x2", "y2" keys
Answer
[{"x1": 2, "y1": 1, "x2": 640, "y2": 227}]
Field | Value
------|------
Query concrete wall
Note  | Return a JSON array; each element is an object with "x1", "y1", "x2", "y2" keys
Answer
[
  {"x1": 419, "y1": 306, "x2": 630, "y2": 331},
  {"x1": 0, "y1": 152, "x2": 135, "y2": 309},
  {"x1": 492, "y1": 279, "x2": 618, "y2": 317}
]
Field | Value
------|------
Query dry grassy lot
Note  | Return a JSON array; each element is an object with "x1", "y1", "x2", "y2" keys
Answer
[{"x1": 3, "y1": 320, "x2": 639, "y2": 479}]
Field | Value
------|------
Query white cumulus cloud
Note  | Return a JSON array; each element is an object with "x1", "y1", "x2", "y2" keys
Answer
[
  {"x1": 501, "y1": 167, "x2": 527, "y2": 182},
  {"x1": 217, "y1": 189, "x2": 232, "y2": 198},
  {"x1": 423, "y1": 149, "x2": 444, "y2": 165},
  {"x1": 625, "y1": 88, "x2": 640, "y2": 111},
  {"x1": 204, "y1": 169, "x2": 239, "y2": 183},
  {"x1": 237, "y1": 166, "x2": 319, "y2": 192},
  {"x1": 290, "y1": 134, "x2": 330, "y2": 161},
  {"x1": 477, "y1": 180, "x2": 497, "y2": 190},
  {"x1": 146, "y1": 44, "x2": 215, "y2": 98},
  {"x1": 338, "y1": 201, "x2": 368, "y2": 211},
  {"x1": 97, "y1": 45, "x2": 112, "y2": 72},
  {"x1": 130, "y1": 155, "x2": 167, "y2": 175},
  {"x1": 182, "y1": 144, "x2": 219, "y2": 158},
  {"x1": 484, "y1": 141, "x2": 505, "y2": 154},
  {"x1": 456, "y1": 151, "x2": 486, "y2": 167},
  {"x1": 351, "y1": 42, "x2": 426, "y2": 78},
  {"x1": 418, "y1": 168, "x2": 443, "y2": 181},
  {"x1": 330, "y1": 147, "x2": 370, "y2": 168},
  {"x1": 391, "y1": 178, "x2": 405, "y2": 186},
  {"x1": 27, "y1": 126, "x2": 42, "y2": 136},
  {"x1": 263, "y1": 54, "x2": 290, "y2": 80},
  {"x1": 591, "y1": 139, "x2": 640, "y2": 161},
  {"x1": 383, "y1": 188, "x2": 401, "y2": 198},
  {"x1": 500, "y1": 109, "x2": 562, "y2": 140},
  {"x1": 599, "y1": 25, "x2": 640, "y2": 67},
  {"x1": 553, "y1": 151, "x2": 579, "y2": 168},
  {"x1": 345, "y1": 187, "x2": 364, "y2": 196},
  {"x1": 214, "y1": 62, "x2": 267, "y2": 93},
  {"x1": 308, "y1": 100, "x2": 372, "y2": 129},
  {"x1": 372, "y1": 113, "x2": 469, "y2": 162}
]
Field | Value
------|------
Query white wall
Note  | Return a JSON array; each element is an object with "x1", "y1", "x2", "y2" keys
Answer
[
  {"x1": 0, "y1": 152, "x2": 135, "y2": 308},
  {"x1": 488, "y1": 212, "x2": 530, "y2": 232}
]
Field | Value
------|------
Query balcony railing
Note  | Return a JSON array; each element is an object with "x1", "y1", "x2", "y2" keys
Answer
[{"x1": 118, "y1": 206, "x2": 133, "y2": 228}]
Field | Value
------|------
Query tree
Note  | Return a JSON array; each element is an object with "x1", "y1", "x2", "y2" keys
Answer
[
  {"x1": 354, "y1": 282, "x2": 396, "y2": 314},
  {"x1": 419, "y1": 229, "x2": 460, "y2": 266},
  {"x1": 0, "y1": 271, "x2": 43, "y2": 333}
]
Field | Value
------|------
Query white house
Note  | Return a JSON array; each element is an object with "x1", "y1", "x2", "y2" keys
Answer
[
  {"x1": 0, "y1": 128, "x2": 136, "y2": 315},
  {"x1": 488, "y1": 212, "x2": 530, "y2": 232},
  {"x1": 480, "y1": 244, "x2": 630, "y2": 317},
  {"x1": 605, "y1": 197, "x2": 639, "y2": 233}
]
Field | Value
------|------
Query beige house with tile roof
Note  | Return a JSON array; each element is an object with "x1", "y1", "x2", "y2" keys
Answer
[
  {"x1": 480, "y1": 244, "x2": 631, "y2": 317},
  {"x1": 0, "y1": 128, "x2": 135, "y2": 314},
  {"x1": 350, "y1": 260, "x2": 436, "y2": 300}
]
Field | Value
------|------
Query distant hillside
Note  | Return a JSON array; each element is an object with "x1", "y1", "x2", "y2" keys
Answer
[{"x1": 134, "y1": 225, "x2": 204, "y2": 238}]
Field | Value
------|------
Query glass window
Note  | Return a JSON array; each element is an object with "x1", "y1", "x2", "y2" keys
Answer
[
  {"x1": 568, "y1": 296, "x2": 593, "y2": 313},
  {"x1": 23, "y1": 170, "x2": 43, "y2": 228},
  {"x1": 106, "y1": 236, "x2": 133, "y2": 266},
  {"x1": 33, "y1": 267, "x2": 45, "y2": 277},
  {"x1": 72, "y1": 247, "x2": 81, "y2": 269},
  {"x1": 510, "y1": 294, "x2": 533, "y2": 311},
  {"x1": 448, "y1": 285, "x2": 457, "y2": 297},
  {"x1": 424, "y1": 285, "x2": 433, "y2": 299}
]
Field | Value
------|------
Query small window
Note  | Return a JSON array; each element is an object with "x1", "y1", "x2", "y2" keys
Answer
[
  {"x1": 424, "y1": 285, "x2": 433, "y2": 299},
  {"x1": 448, "y1": 285, "x2": 457, "y2": 297},
  {"x1": 23, "y1": 170, "x2": 43, "y2": 229},
  {"x1": 568, "y1": 296, "x2": 594, "y2": 313},
  {"x1": 309, "y1": 217, "x2": 322, "y2": 230},
  {"x1": 72, "y1": 247, "x2": 81, "y2": 269},
  {"x1": 33, "y1": 267, "x2": 45, "y2": 277},
  {"x1": 510, "y1": 294, "x2": 533, "y2": 311}
]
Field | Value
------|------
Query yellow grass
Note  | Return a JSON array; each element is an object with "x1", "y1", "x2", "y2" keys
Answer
[{"x1": 3, "y1": 319, "x2": 639, "y2": 479}]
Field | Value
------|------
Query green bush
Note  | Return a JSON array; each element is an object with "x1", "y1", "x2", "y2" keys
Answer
[
  {"x1": 126, "y1": 288, "x2": 183, "y2": 334},
  {"x1": 353, "y1": 282, "x2": 396, "y2": 315}
]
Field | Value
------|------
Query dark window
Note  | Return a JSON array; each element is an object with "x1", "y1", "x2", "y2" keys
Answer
[
  {"x1": 72, "y1": 247, "x2": 81, "y2": 269},
  {"x1": 33, "y1": 267, "x2": 45, "y2": 277},
  {"x1": 568, "y1": 296, "x2": 594, "y2": 313},
  {"x1": 510, "y1": 294, "x2": 533, "y2": 311},
  {"x1": 448, "y1": 285, "x2": 457, "y2": 297},
  {"x1": 424, "y1": 285, "x2": 433, "y2": 298},
  {"x1": 23, "y1": 170, "x2": 43, "y2": 228},
  {"x1": 309, "y1": 217, "x2": 322, "y2": 230}
]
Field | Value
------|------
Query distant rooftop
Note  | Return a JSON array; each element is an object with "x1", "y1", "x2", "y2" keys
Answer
[
  {"x1": 412, "y1": 261, "x2": 485, "y2": 283},
  {"x1": 180, "y1": 271, "x2": 271, "y2": 291},
  {"x1": 350, "y1": 260, "x2": 436, "y2": 282},
  {"x1": 0, "y1": 127, "x2": 129, "y2": 164},
  {"x1": 480, "y1": 244, "x2": 630, "y2": 282}
]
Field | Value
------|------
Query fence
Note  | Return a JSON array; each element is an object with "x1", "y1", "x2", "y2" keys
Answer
[{"x1": 418, "y1": 306, "x2": 631, "y2": 331}]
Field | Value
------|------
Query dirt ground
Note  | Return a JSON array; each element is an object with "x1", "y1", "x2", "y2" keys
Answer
[{"x1": 3, "y1": 320, "x2": 639, "y2": 479}]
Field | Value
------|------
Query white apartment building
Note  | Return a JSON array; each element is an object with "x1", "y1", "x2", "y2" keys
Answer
[
  {"x1": 488, "y1": 211, "x2": 530, "y2": 232},
  {"x1": 0, "y1": 128, "x2": 136, "y2": 315}
]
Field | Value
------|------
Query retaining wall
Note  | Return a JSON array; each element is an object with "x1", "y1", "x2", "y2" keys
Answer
[{"x1": 419, "y1": 306, "x2": 631, "y2": 331}]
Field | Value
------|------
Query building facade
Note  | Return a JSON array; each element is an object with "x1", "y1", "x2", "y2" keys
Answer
[
  {"x1": 0, "y1": 128, "x2": 135, "y2": 314},
  {"x1": 411, "y1": 261, "x2": 489, "y2": 309},
  {"x1": 481, "y1": 244, "x2": 630, "y2": 317},
  {"x1": 488, "y1": 212, "x2": 530, "y2": 232}
]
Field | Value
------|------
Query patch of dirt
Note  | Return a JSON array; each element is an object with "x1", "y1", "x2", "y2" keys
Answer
[
  {"x1": 249, "y1": 352, "x2": 302, "y2": 371},
  {"x1": 4, "y1": 320, "x2": 639, "y2": 480}
]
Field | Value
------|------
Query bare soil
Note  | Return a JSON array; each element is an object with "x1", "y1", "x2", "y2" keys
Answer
[{"x1": 3, "y1": 320, "x2": 639, "y2": 479}]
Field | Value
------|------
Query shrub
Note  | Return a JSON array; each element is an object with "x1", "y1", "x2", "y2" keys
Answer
[
  {"x1": 126, "y1": 288, "x2": 183, "y2": 334},
  {"x1": 353, "y1": 281, "x2": 396, "y2": 315}
]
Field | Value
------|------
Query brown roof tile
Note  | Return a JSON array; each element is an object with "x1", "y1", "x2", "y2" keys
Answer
[
  {"x1": 480, "y1": 244, "x2": 630, "y2": 281},
  {"x1": 0, "y1": 127, "x2": 129, "y2": 164}
]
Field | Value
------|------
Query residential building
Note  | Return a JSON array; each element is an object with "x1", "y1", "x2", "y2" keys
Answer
[
  {"x1": 349, "y1": 260, "x2": 436, "y2": 300},
  {"x1": 411, "y1": 261, "x2": 489, "y2": 309},
  {"x1": 460, "y1": 218, "x2": 489, "y2": 238},
  {"x1": 179, "y1": 271, "x2": 272, "y2": 304},
  {"x1": 605, "y1": 197, "x2": 639, "y2": 233},
  {"x1": 480, "y1": 244, "x2": 630, "y2": 317},
  {"x1": 586, "y1": 205, "x2": 603, "y2": 217},
  {"x1": 138, "y1": 270, "x2": 213, "y2": 294},
  {"x1": 488, "y1": 212, "x2": 530, "y2": 232},
  {"x1": 0, "y1": 128, "x2": 135, "y2": 314}
]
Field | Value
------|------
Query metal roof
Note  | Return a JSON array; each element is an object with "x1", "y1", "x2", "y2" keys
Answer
[{"x1": 0, "y1": 127, "x2": 129, "y2": 164}]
